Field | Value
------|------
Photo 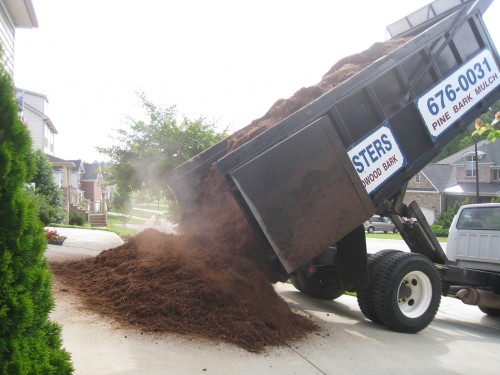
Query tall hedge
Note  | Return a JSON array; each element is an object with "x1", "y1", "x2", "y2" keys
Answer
[{"x1": 0, "y1": 66, "x2": 73, "y2": 372}]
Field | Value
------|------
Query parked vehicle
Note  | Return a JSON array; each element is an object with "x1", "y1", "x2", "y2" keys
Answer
[
  {"x1": 168, "y1": 0, "x2": 500, "y2": 334},
  {"x1": 364, "y1": 216, "x2": 398, "y2": 233},
  {"x1": 444, "y1": 203, "x2": 500, "y2": 316}
]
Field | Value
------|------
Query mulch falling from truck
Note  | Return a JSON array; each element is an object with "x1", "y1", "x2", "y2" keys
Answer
[{"x1": 50, "y1": 38, "x2": 409, "y2": 352}]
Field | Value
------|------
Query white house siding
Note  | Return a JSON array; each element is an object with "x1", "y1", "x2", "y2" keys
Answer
[
  {"x1": 44, "y1": 122, "x2": 54, "y2": 155},
  {"x1": 23, "y1": 106, "x2": 44, "y2": 150},
  {"x1": 0, "y1": 1, "x2": 15, "y2": 75},
  {"x1": 21, "y1": 90, "x2": 46, "y2": 112}
]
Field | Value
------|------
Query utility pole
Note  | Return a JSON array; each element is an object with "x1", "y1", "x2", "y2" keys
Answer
[
  {"x1": 473, "y1": 118, "x2": 482, "y2": 204},
  {"x1": 474, "y1": 138, "x2": 480, "y2": 204}
]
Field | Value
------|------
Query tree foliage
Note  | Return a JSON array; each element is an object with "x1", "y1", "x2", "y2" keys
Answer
[
  {"x1": 434, "y1": 100, "x2": 500, "y2": 161},
  {"x1": 30, "y1": 150, "x2": 65, "y2": 225},
  {"x1": 0, "y1": 63, "x2": 73, "y2": 373},
  {"x1": 472, "y1": 111, "x2": 500, "y2": 142},
  {"x1": 98, "y1": 93, "x2": 228, "y2": 213},
  {"x1": 435, "y1": 198, "x2": 470, "y2": 229}
]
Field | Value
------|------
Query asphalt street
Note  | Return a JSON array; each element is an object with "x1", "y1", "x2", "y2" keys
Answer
[{"x1": 46, "y1": 228, "x2": 500, "y2": 375}]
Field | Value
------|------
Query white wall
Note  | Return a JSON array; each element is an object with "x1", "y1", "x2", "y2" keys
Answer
[{"x1": 0, "y1": 1, "x2": 15, "y2": 75}]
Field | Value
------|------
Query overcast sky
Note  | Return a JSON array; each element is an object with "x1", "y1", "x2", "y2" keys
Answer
[{"x1": 13, "y1": 0, "x2": 500, "y2": 162}]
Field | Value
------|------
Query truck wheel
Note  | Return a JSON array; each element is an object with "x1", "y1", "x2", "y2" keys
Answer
[
  {"x1": 393, "y1": 228, "x2": 399, "y2": 233},
  {"x1": 373, "y1": 252, "x2": 441, "y2": 333},
  {"x1": 479, "y1": 306, "x2": 500, "y2": 316},
  {"x1": 290, "y1": 274, "x2": 306, "y2": 293},
  {"x1": 367, "y1": 227, "x2": 375, "y2": 233},
  {"x1": 300, "y1": 270, "x2": 345, "y2": 300},
  {"x1": 357, "y1": 249, "x2": 402, "y2": 323}
]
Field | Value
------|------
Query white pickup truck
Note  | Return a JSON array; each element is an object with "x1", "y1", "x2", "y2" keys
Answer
[{"x1": 446, "y1": 203, "x2": 500, "y2": 316}]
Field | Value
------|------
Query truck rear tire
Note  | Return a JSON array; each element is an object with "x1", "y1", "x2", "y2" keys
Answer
[
  {"x1": 373, "y1": 252, "x2": 441, "y2": 333},
  {"x1": 357, "y1": 249, "x2": 402, "y2": 323},
  {"x1": 290, "y1": 274, "x2": 306, "y2": 293},
  {"x1": 300, "y1": 270, "x2": 345, "y2": 300},
  {"x1": 479, "y1": 306, "x2": 500, "y2": 316}
]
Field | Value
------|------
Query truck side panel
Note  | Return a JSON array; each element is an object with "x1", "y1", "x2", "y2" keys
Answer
[{"x1": 228, "y1": 116, "x2": 374, "y2": 274}]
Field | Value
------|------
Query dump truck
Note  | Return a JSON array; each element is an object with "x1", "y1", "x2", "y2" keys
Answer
[{"x1": 167, "y1": 0, "x2": 500, "y2": 334}]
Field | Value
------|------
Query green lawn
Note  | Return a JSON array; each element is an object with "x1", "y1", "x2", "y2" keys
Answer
[
  {"x1": 133, "y1": 203, "x2": 169, "y2": 211},
  {"x1": 366, "y1": 232, "x2": 447, "y2": 243},
  {"x1": 106, "y1": 216, "x2": 141, "y2": 237},
  {"x1": 129, "y1": 208, "x2": 160, "y2": 219}
]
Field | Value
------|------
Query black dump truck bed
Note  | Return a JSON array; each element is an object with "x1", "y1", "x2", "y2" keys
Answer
[{"x1": 168, "y1": 0, "x2": 499, "y2": 276}]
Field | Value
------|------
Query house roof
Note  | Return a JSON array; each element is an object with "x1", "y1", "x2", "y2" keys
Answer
[
  {"x1": 421, "y1": 163, "x2": 457, "y2": 192},
  {"x1": 444, "y1": 182, "x2": 500, "y2": 196},
  {"x1": 15, "y1": 88, "x2": 48, "y2": 102},
  {"x1": 3, "y1": 0, "x2": 38, "y2": 28},
  {"x1": 82, "y1": 162, "x2": 101, "y2": 181},
  {"x1": 437, "y1": 140, "x2": 496, "y2": 165},
  {"x1": 412, "y1": 140, "x2": 499, "y2": 195},
  {"x1": 46, "y1": 154, "x2": 75, "y2": 168},
  {"x1": 68, "y1": 159, "x2": 84, "y2": 173}
]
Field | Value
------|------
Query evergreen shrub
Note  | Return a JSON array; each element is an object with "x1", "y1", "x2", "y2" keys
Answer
[{"x1": 0, "y1": 63, "x2": 73, "y2": 373}]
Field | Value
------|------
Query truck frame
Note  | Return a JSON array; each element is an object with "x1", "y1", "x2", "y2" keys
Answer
[{"x1": 168, "y1": 0, "x2": 500, "y2": 333}]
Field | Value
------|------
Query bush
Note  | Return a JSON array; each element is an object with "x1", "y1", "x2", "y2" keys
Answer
[
  {"x1": 431, "y1": 224, "x2": 449, "y2": 237},
  {"x1": 32, "y1": 192, "x2": 65, "y2": 225},
  {"x1": 435, "y1": 198, "x2": 470, "y2": 229},
  {"x1": 69, "y1": 210, "x2": 87, "y2": 226},
  {"x1": 0, "y1": 64, "x2": 73, "y2": 373},
  {"x1": 31, "y1": 150, "x2": 65, "y2": 225}
]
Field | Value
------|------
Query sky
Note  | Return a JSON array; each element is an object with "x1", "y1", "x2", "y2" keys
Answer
[{"x1": 13, "y1": 0, "x2": 500, "y2": 162}]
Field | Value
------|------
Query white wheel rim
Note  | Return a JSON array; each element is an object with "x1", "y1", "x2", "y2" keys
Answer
[{"x1": 396, "y1": 271, "x2": 432, "y2": 318}]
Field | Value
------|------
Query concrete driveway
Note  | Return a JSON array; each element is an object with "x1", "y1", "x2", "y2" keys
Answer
[{"x1": 46, "y1": 229, "x2": 500, "y2": 375}]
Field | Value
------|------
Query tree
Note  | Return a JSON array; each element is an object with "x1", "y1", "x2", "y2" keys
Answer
[
  {"x1": 30, "y1": 150, "x2": 65, "y2": 225},
  {"x1": 98, "y1": 93, "x2": 228, "y2": 217},
  {"x1": 472, "y1": 111, "x2": 500, "y2": 142},
  {"x1": 0, "y1": 61, "x2": 73, "y2": 372},
  {"x1": 434, "y1": 100, "x2": 500, "y2": 161}
]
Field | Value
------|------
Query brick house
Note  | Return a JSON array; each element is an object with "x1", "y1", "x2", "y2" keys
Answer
[
  {"x1": 81, "y1": 162, "x2": 108, "y2": 227},
  {"x1": 81, "y1": 162, "x2": 105, "y2": 212},
  {"x1": 405, "y1": 140, "x2": 500, "y2": 224}
]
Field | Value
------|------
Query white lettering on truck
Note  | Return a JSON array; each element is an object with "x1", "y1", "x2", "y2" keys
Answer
[{"x1": 348, "y1": 122, "x2": 406, "y2": 194}]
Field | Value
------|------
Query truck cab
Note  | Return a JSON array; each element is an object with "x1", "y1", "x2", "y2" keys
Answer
[{"x1": 446, "y1": 203, "x2": 500, "y2": 273}]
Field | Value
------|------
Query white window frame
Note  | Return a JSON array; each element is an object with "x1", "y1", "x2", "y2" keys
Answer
[{"x1": 466, "y1": 155, "x2": 476, "y2": 177}]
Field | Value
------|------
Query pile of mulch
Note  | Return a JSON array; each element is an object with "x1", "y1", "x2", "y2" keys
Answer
[
  {"x1": 50, "y1": 229, "x2": 315, "y2": 352},
  {"x1": 50, "y1": 37, "x2": 409, "y2": 352}
]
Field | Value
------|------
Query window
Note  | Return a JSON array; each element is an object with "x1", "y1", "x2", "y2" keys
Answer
[
  {"x1": 494, "y1": 170, "x2": 500, "y2": 181},
  {"x1": 466, "y1": 155, "x2": 476, "y2": 177},
  {"x1": 415, "y1": 173, "x2": 420, "y2": 183},
  {"x1": 457, "y1": 207, "x2": 500, "y2": 230}
]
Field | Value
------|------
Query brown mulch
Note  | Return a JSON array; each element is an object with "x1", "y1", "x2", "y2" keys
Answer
[
  {"x1": 50, "y1": 229, "x2": 315, "y2": 352},
  {"x1": 50, "y1": 37, "x2": 409, "y2": 352}
]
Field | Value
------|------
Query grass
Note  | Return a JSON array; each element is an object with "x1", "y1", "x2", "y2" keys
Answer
[
  {"x1": 130, "y1": 208, "x2": 159, "y2": 219},
  {"x1": 134, "y1": 203, "x2": 169, "y2": 211},
  {"x1": 107, "y1": 212, "x2": 145, "y2": 225},
  {"x1": 106, "y1": 217, "x2": 140, "y2": 237},
  {"x1": 366, "y1": 232, "x2": 447, "y2": 243}
]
